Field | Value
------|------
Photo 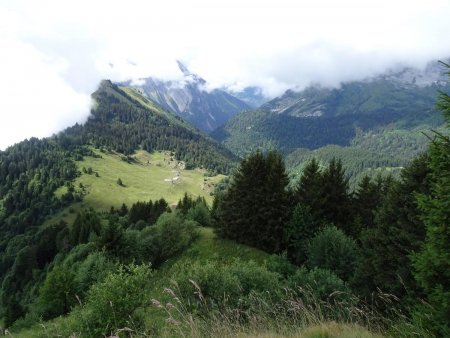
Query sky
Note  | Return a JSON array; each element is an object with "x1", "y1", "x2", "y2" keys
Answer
[{"x1": 1, "y1": 0, "x2": 450, "y2": 150}]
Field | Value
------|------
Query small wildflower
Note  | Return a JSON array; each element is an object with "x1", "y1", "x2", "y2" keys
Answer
[
  {"x1": 166, "y1": 317, "x2": 181, "y2": 326},
  {"x1": 151, "y1": 299, "x2": 163, "y2": 308},
  {"x1": 163, "y1": 287, "x2": 176, "y2": 297}
]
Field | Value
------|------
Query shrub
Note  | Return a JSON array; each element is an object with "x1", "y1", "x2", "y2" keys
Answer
[
  {"x1": 73, "y1": 264, "x2": 152, "y2": 337},
  {"x1": 170, "y1": 259, "x2": 282, "y2": 313},
  {"x1": 306, "y1": 226, "x2": 358, "y2": 281},
  {"x1": 114, "y1": 229, "x2": 144, "y2": 263},
  {"x1": 266, "y1": 253, "x2": 297, "y2": 279},
  {"x1": 38, "y1": 264, "x2": 77, "y2": 320},
  {"x1": 73, "y1": 251, "x2": 116, "y2": 298},
  {"x1": 140, "y1": 212, "x2": 199, "y2": 267},
  {"x1": 186, "y1": 202, "x2": 212, "y2": 227},
  {"x1": 62, "y1": 242, "x2": 98, "y2": 266},
  {"x1": 287, "y1": 267, "x2": 352, "y2": 302}
]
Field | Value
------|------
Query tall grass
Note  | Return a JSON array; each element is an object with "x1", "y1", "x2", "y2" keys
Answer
[
  {"x1": 16, "y1": 282, "x2": 431, "y2": 338},
  {"x1": 148, "y1": 283, "x2": 429, "y2": 338}
]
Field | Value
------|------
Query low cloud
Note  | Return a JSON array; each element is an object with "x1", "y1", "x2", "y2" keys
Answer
[
  {"x1": 1, "y1": 0, "x2": 450, "y2": 149},
  {"x1": 0, "y1": 35, "x2": 92, "y2": 150}
]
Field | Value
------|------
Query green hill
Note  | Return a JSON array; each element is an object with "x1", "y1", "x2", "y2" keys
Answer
[
  {"x1": 71, "y1": 80, "x2": 238, "y2": 172},
  {"x1": 0, "y1": 79, "x2": 238, "y2": 332},
  {"x1": 0, "y1": 79, "x2": 237, "y2": 232},
  {"x1": 211, "y1": 69, "x2": 448, "y2": 184}
]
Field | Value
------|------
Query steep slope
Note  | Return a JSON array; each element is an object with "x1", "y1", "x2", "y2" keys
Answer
[
  {"x1": 0, "y1": 79, "x2": 238, "y2": 326},
  {"x1": 0, "y1": 80, "x2": 237, "y2": 235},
  {"x1": 66, "y1": 80, "x2": 238, "y2": 172},
  {"x1": 124, "y1": 61, "x2": 251, "y2": 132},
  {"x1": 213, "y1": 61, "x2": 449, "y2": 157},
  {"x1": 261, "y1": 62, "x2": 447, "y2": 119}
]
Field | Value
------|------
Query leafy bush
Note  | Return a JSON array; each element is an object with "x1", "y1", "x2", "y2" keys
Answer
[
  {"x1": 114, "y1": 229, "x2": 144, "y2": 262},
  {"x1": 170, "y1": 259, "x2": 281, "y2": 313},
  {"x1": 140, "y1": 212, "x2": 199, "y2": 267},
  {"x1": 306, "y1": 226, "x2": 358, "y2": 281},
  {"x1": 38, "y1": 264, "x2": 77, "y2": 320},
  {"x1": 287, "y1": 267, "x2": 352, "y2": 302},
  {"x1": 266, "y1": 253, "x2": 297, "y2": 279},
  {"x1": 73, "y1": 251, "x2": 116, "y2": 297},
  {"x1": 73, "y1": 264, "x2": 152, "y2": 337},
  {"x1": 186, "y1": 202, "x2": 212, "y2": 227}
]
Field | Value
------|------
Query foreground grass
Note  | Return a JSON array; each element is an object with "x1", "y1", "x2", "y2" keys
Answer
[{"x1": 220, "y1": 322, "x2": 382, "y2": 338}]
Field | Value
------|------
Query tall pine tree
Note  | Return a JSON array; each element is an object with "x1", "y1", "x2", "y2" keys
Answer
[
  {"x1": 352, "y1": 174, "x2": 390, "y2": 236},
  {"x1": 413, "y1": 62, "x2": 450, "y2": 336},
  {"x1": 320, "y1": 158, "x2": 352, "y2": 234},
  {"x1": 352, "y1": 155, "x2": 430, "y2": 304},
  {"x1": 215, "y1": 151, "x2": 291, "y2": 253},
  {"x1": 293, "y1": 158, "x2": 323, "y2": 223}
]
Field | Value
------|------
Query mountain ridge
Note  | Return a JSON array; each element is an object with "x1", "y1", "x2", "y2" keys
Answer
[
  {"x1": 121, "y1": 62, "x2": 252, "y2": 132},
  {"x1": 260, "y1": 60, "x2": 449, "y2": 118},
  {"x1": 213, "y1": 61, "x2": 449, "y2": 157}
]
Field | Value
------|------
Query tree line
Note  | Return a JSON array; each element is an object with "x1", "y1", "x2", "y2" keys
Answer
[
  {"x1": 212, "y1": 68, "x2": 450, "y2": 335},
  {"x1": 0, "y1": 195, "x2": 208, "y2": 328}
]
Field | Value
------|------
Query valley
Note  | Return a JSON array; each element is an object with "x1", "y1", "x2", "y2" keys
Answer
[
  {"x1": 0, "y1": 62, "x2": 449, "y2": 337},
  {"x1": 3, "y1": 1, "x2": 450, "y2": 336},
  {"x1": 121, "y1": 61, "x2": 253, "y2": 132}
]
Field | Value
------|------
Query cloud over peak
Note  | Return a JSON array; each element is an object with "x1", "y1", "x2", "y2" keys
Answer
[{"x1": 1, "y1": 0, "x2": 450, "y2": 149}]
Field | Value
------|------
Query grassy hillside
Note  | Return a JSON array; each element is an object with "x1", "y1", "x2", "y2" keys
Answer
[
  {"x1": 48, "y1": 149, "x2": 225, "y2": 226},
  {"x1": 143, "y1": 228, "x2": 382, "y2": 338},
  {"x1": 15, "y1": 228, "x2": 383, "y2": 338}
]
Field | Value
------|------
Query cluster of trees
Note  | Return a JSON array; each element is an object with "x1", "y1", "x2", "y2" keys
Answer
[
  {"x1": 0, "y1": 197, "x2": 201, "y2": 329},
  {"x1": 214, "y1": 148, "x2": 447, "y2": 334},
  {"x1": 213, "y1": 151, "x2": 290, "y2": 252},
  {"x1": 286, "y1": 141, "x2": 415, "y2": 190},
  {"x1": 213, "y1": 74, "x2": 450, "y2": 335},
  {"x1": 0, "y1": 138, "x2": 87, "y2": 234}
]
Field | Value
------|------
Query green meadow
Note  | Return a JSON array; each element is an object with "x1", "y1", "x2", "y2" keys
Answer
[{"x1": 50, "y1": 149, "x2": 225, "y2": 226}]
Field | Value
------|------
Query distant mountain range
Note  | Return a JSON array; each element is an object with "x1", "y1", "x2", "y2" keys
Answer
[
  {"x1": 261, "y1": 61, "x2": 448, "y2": 118},
  {"x1": 227, "y1": 86, "x2": 267, "y2": 108},
  {"x1": 212, "y1": 60, "x2": 449, "y2": 156},
  {"x1": 121, "y1": 61, "x2": 263, "y2": 132}
]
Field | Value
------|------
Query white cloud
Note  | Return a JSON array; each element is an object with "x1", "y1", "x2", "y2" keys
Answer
[
  {"x1": 0, "y1": 33, "x2": 91, "y2": 150},
  {"x1": 1, "y1": 0, "x2": 450, "y2": 149}
]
